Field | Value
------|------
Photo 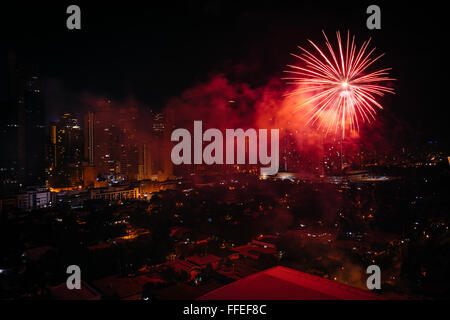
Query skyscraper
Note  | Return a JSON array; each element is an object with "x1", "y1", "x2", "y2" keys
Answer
[
  {"x1": 83, "y1": 105, "x2": 119, "y2": 180},
  {"x1": 151, "y1": 109, "x2": 173, "y2": 181},
  {"x1": 6, "y1": 51, "x2": 46, "y2": 187},
  {"x1": 0, "y1": 99, "x2": 19, "y2": 191},
  {"x1": 84, "y1": 102, "x2": 149, "y2": 182},
  {"x1": 84, "y1": 111, "x2": 94, "y2": 166},
  {"x1": 47, "y1": 113, "x2": 83, "y2": 187}
]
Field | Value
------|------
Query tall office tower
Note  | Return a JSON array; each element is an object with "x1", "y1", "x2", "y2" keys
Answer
[
  {"x1": 162, "y1": 108, "x2": 174, "y2": 180},
  {"x1": 81, "y1": 111, "x2": 97, "y2": 187},
  {"x1": 0, "y1": 99, "x2": 19, "y2": 192},
  {"x1": 84, "y1": 111, "x2": 95, "y2": 166},
  {"x1": 84, "y1": 104, "x2": 118, "y2": 180},
  {"x1": 7, "y1": 51, "x2": 46, "y2": 187},
  {"x1": 148, "y1": 109, "x2": 174, "y2": 181},
  {"x1": 150, "y1": 111, "x2": 166, "y2": 178},
  {"x1": 46, "y1": 121, "x2": 57, "y2": 178},
  {"x1": 116, "y1": 129, "x2": 140, "y2": 181},
  {"x1": 139, "y1": 143, "x2": 152, "y2": 180},
  {"x1": 47, "y1": 113, "x2": 83, "y2": 187},
  {"x1": 0, "y1": 52, "x2": 20, "y2": 192},
  {"x1": 116, "y1": 109, "x2": 141, "y2": 181},
  {"x1": 84, "y1": 102, "x2": 147, "y2": 182}
]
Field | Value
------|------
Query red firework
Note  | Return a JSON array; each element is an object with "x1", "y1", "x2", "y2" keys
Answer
[{"x1": 284, "y1": 30, "x2": 395, "y2": 137}]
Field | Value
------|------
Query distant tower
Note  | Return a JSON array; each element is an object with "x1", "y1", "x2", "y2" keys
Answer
[
  {"x1": 47, "y1": 113, "x2": 83, "y2": 187},
  {"x1": 84, "y1": 111, "x2": 95, "y2": 166},
  {"x1": 140, "y1": 143, "x2": 152, "y2": 180},
  {"x1": 8, "y1": 51, "x2": 46, "y2": 186}
]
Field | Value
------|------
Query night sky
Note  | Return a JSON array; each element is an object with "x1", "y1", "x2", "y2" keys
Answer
[{"x1": 0, "y1": 1, "x2": 447, "y2": 146}]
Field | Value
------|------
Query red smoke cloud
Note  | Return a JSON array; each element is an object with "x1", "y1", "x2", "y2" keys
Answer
[
  {"x1": 75, "y1": 70, "x2": 400, "y2": 171},
  {"x1": 164, "y1": 73, "x2": 323, "y2": 147}
]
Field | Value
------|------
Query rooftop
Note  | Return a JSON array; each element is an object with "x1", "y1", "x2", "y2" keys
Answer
[
  {"x1": 199, "y1": 266, "x2": 382, "y2": 300},
  {"x1": 154, "y1": 279, "x2": 224, "y2": 300},
  {"x1": 232, "y1": 243, "x2": 278, "y2": 259},
  {"x1": 164, "y1": 259, "x2": 198, "y2": 273},
  {"x1": 186, "y1": 254, "x2": 222, "y2": 266},
  {"x1": 50, "y1": 281, "x2": 101, "y2": 300},
  {"x1": 92, "y1": 274, "x2": 165, "y2": 299}
]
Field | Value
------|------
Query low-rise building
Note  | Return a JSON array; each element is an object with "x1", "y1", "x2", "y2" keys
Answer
[
  {"x1": 186, "y1": 254, "x2": 222, "y2": 270},
  {"x1": 89, "y1": 186, "x2": 139, "y2": 201},
  {"x1": 17, "y1": 187, "x2": 52, "y2": 211},
  {"x1": 50, "y1": 281, "x2": 101, "y2": 300}
]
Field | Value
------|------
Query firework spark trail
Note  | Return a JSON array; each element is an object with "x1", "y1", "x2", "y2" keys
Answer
[{"x1": 284, "y1": 30, "x2": 395, "y2": 138}]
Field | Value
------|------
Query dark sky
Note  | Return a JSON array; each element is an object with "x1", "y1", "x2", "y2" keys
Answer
[{"x1": 0, "y1": 1, "x2": 447, "y2": 145}]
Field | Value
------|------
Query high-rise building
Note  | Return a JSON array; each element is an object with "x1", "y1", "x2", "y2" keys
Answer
[
  {"x1": 116, "y1": 111, "x2": 141, "y2": 181},
  {"x1": 138, "y1": 143, "x2": 152, "y2": 180},
  {"x1": 84, "y1": 102, "x2": 152, "y2": 182},
  {"x1": 84, "y1": 111, "x2": 94, "y2": 166},
  {"x1": 151, "y1": 109, "x2": 174, "y2": 181},
  {"x1": 82, "y1": 104, "x2": 174, "y2": 183},
  {"x1": 6, "y1": 51, "x2": 46, "y2": 187},
  {"x1": 0, "y1": 99, "x2": 19, "y2": 191},
  {"x1": 150, "y1": 111, "x2": 166, "y2": 177},
  {"x1": 83, "y1": 105, "x2": 119, "y2": 180},
  {"x1": 47, "y1": 113, "x2": 83, "y2": 187}
]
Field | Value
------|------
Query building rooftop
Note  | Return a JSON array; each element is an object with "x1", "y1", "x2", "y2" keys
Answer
[
  {"x1": 24, "y1": 246, "x2": 55, "y2": 262},
  {"x1": 92, "y1": 274, "x2": 165, "y2": 299},
  {"x1": 232, "y1": 243, "x2": 278, "y2": 259},
  {"x1": 186, "y1": 254, "x2": 221, "y2": 267},
  {"x1": 50, "y1": 281, "x2": 101, "y2": 300},
  {"x1": 154, "y1": 279, "x2": 224, "y2": 300},
  {"x1": 164, "y1": 259, "x2": 198, "y2": 273},
  {"x1": 215, "y1": 260, "x2": 261, "y2": 281},
  {"x1": 199, "y1": 266, "x2": 382, "y2": 300}
]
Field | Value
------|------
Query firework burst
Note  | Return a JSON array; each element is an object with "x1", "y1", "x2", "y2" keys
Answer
[{"x1": 284, "y1": 30, "x2": 395, "y2": 138}]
